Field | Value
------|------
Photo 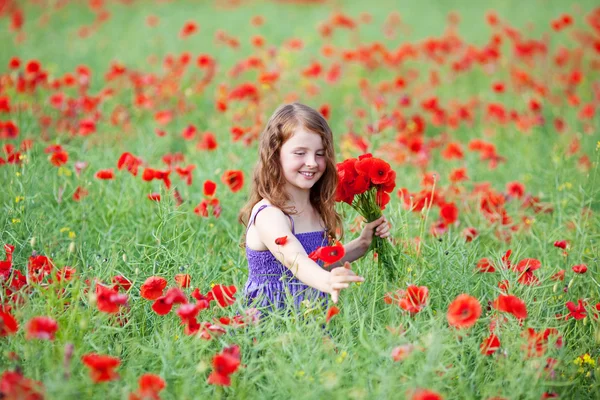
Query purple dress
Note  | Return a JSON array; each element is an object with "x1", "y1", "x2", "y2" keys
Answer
[{"x1": 243, "y1": 204, "x2": 330, "y2": 311}]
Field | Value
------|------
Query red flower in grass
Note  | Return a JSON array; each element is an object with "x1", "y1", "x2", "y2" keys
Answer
[
  {"x1": 142, "y1": 168, "x2": 171, "y2": 189},
  {"x1": 147, "y1": 193, "x2": 161, "y2": 202},
  {"x1": 207, "y1": 285, "x2": 237, "y2": 307},
  {"x1": 175, "y1": 165, "x2": 195, "y2": 186},
  {"x1": 117, "y1": 152, "x2": 142, "y2": 176},
  {"x1": 522, "y1": 328, "x2": 562, "y2": 358},
  {"x1": 140, "y1": 276, "x2": 167, "y2": 300},
  {"x1": 25, "y1": 316, "x2": 58, "y2": 340},
  {"x1": 73, "y1": 186, "x2": 89, "y2": 201},
  {"x1": 398, "y1": 285, "x2": 428, "y2": 314},
  {"x1": 174, "y1": 274, "x2": 191, "y2": 288},
  {"x1": 0, "y1": 370, "x2": 45, "y2": 399},
  {"x1": 410, "y1": 388, "x2": 443, "y2": 400},
  {"x1": 553, "y1": 240, "x2": 568, "y2": 249},
  {"x1": 274, "y1": 236, "x2": 288, "y2": 246},
  {"x1": 571, "y1": 264, "x2": 587, "y2": 274},
  {"x1": 176, "y1": 303, "x2": 201, "y2": 325},
  {"x1": 514, "y1": 258, "x2": 541, "y2": 286},
  {"x1": 0, "y1": 310, "x2": 18, "y2": 337},
  {"x1": 550, "y1": 269, "x2": 565, "y2": 281},
  {"x1": 325, "y1": 306, "x2": 339, "y2": 323},
  {"x1": 207, "y1": 345, "x2": 241, "y2": 386},
  {"x1": 447, "y1": 294, "x2": 481, "y2": 329},
  {"x1": 480, "y1": 333, "x2": 500, "y2": 355},
  {"x1": 355, "y1": 156, "x2": 392, "y2": 185},
  {"x1": 130, "y1": 373, "x2": 166, "y2": 400},
  {"x1": 391, "y1": 344, "x2": 414, "y2": 362},
  {"x1": 180, "y1": 21, "x2": 198, "y2": 38},
  {"x1": 81, "y1": 353, "x2": 121, "y2": 383},
  {"x1": 476, "y1": 258, "x2": 495, "y2": 273},
  {"x1": 27, "y1": 255, "x2": 54, "y2": 283},
  {"x1": 308, "y1": 241, "x2": 345, "y2": 266},
  {"x1": 203, "y1": 180, "x2": 217, "y2": 197},
  {"x1": 96, "y1": 284, "x2": 128, "y2": 314},
  {"x1": 151, "y1": 288, "x2": 188, "y2": 315},
  {"x1": 111, "y1": 275, "x2": 132, "y2": 291},
  {"x1": 49, "y1": 151, "x2": 68, "y2": 167},
  {"x1": 565, "y1": 299, "x2": 586, "y2": 320},
  {"x1": 221, "y1": 170, "x2": 244, "y2": 193},
  {"x1": 95, "y1": 169, "x2": 115, "y2": 180},
  {"x1": 492, "y1": 294, "x2": 527, "y2": 320}
]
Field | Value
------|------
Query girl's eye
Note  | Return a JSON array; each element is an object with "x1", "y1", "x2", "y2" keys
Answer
[
  {"x1": 316, "y1": 153, "x2": 325, "y2": 157},
  {"x1": 294, "y1": 152, "x2": 305, "y2": 156}
]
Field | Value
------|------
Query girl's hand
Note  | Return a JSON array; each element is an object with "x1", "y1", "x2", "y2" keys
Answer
[
  {"x1": 328, "y1": 262, "x2": 365, "y2": 303},
  {"x1": 358, "y1": 216, "x2": 391, "y2": 249}
]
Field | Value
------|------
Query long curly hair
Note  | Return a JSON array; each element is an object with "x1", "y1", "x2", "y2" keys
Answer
[{"x1": 238, "y1": 103, "x2": 343, "y2": 246}]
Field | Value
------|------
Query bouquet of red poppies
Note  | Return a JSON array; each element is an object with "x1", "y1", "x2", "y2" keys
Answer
[{"x1": 336, "y1": 153, "x2": 398, "y2": 279}]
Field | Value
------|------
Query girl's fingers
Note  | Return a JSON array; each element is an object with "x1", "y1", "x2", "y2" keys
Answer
[{"x1": 331, "y1": 283, "x2": 350, "y2": 290}]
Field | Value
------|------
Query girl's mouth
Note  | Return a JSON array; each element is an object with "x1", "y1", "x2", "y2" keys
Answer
[{"x1": 299, "y1": 171, "x2": 316, "y2": 178}]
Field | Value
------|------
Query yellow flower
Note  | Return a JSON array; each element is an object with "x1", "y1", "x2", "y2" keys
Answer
[
  {"x1": 295, "y1": 370, "x2": 305, "y2": 378},
  {"x1": 60, "y1": 227, "x2": 70, "y2": 233},
  {"x1": 12, "y1": 218, "x2": 20, "y2": 224},
  {"x1": 15, "y1": 196, "x2": 24, "y2": 203},
  {"x1": 68, "y1": 231, "x2": 76, "y2": 239}
]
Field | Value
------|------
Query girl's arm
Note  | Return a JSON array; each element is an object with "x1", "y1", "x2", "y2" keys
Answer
[
  {"x1": 253, "y1": 207, "x2": 364, "y2": 301},
  {"x1": 328, "y1": 216, "x2": 391, "y2": 268}
]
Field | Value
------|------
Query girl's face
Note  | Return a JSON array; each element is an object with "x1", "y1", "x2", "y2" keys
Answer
[{"x1": 279, "y1": 126, "x2": 327, "y2": 193}]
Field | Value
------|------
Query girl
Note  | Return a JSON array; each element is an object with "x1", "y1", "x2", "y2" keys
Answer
[{"x1": 238, "y1": 103, "x2": 390, "y2": 312}]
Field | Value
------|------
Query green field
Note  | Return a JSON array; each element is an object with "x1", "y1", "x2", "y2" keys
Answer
[{"x1": 1, "y1": 0, "x2": 599, "y2": 399}]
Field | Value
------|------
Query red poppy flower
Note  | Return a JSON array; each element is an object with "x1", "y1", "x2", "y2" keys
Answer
[
  {"x1": 439, "y1": 203, "x2": 458, "y2": 225},
  {"x1": 0, "y1": 370, "x2": 44, "y2": 399},
  {"x1": 566, "y1": 299, "x2": 586, "y2": 320},
  {"x1": 274, "y1": 236, "x2": 288, "y2": 246},
  {"x1": 96, "y1": 284, "x2": 128, "y2": 313},
  {"x1": 176, "y1": 303, "x2": 200, "y2": 324},
  {"x1": 550, "y1": 269, "x2": 565, "y2": 281},
  {"x1": 0, "y1": 310, "x2": 18, "y2": 337},
  {"x1": 447, "y1": 294, "x2": 481, "y2": 329},
  {"x1": 398, "y1": 285, "x2": 429, "y2": 314},
  {"x1": 410, "y1": 388, "x2": 443, "y2": 400},
  {"x1": 81, "y1": 353, "x2": 121, "y2": 383},
  {"x1": 95, "y1": 169, "x2": 115, "y2": 180},
  {"x1": 207, "y1": 345, "x2": 241, "y2": 386},
  {"x1": 49, "y1": 151, "x2": 68, "y2": 167},
  {"x1": 221, "y1": 170, "x2": 244, "y2": 193},
  {"x1": 492, "y1": 294, "x2": 527, "y2": 320},
  {"x1": 553, "y1": 240, "x2": 568, "y2": 249},
  {"x1": 27, "y1": 255, "x2": 54, "y2": 283},
  {"x1": 355, "y1": 156, "x2": 392, "y2": 185},
  {"x1": 572, "y1": 264, "x2": 587, "y2": 274},
  {"x1": 140, "y1": 276, "x2": 167, "y2": 300},
  {"x1": 147, "y1": 193, "x2": 161, "y2": 202},
  {"x1": 180, "y1": 21, "x2": 198, "y2": 38},
  {"x1": 207, "y1": 284, "x2": 237, "y2": 307},
  {"x1": 311, "y1": 241, "x2": 345, "y2": 266},
  {"x1": 130, "y1": 373, "x2": 166, "y2": 400},
  {"x1": 480, "y1": 333, "x2": 500, "y2": 355},
  {"x1": 174, "y1": 274, "x2": 191, "y2": 288},
  {"x1": 203, "y1": 180, "x2": 217, "y2": 197},
  {"x1": 25, "y1": 316, "x2": 58, "y2": 340},
  {"x1": 181, "y1": 124, "x2": 197, "y2": 140},
  {"x1": 391, "y1": 344, "x2": 414, "y2": 362},
  {"x1": 111, "y1": 275, "x2": 132, "y2": 291},
  {"x1": 142, "y1": 168, "x2": 171, "y2": 189},
  {"x1": 476, "y1": 258, "x2": 495, "y2": 273},
  {"x1": 198, "y1": 132, "x2": 218, "y2": 150},
  {"x1": 325, "y1": 305, "x2": 339, "y2": 323},
  {"x1": 117, "y1": 152, "x2": 142, "y2": 176}
]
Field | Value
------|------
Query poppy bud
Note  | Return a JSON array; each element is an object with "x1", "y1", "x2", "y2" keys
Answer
[
  {"x1": 69, "y1": 242, "x2": 75, "y2": 253},
  {"x1": 568, "y1": 278, "x2": 574, "y2": 289},
  {"x1": 30, "y1": 236, "x2": 36, "y2": 248},
  {"x1": 553, "y1": 283, "x2": 558, "y2": 292},
  {"x1": 122, "y1": 253, "x2": 127, "y2": 262}
]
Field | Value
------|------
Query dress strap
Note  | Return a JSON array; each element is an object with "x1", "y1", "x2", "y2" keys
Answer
[{"x1": 247, "y1": 204, "x2": 295, "y2": 234}]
